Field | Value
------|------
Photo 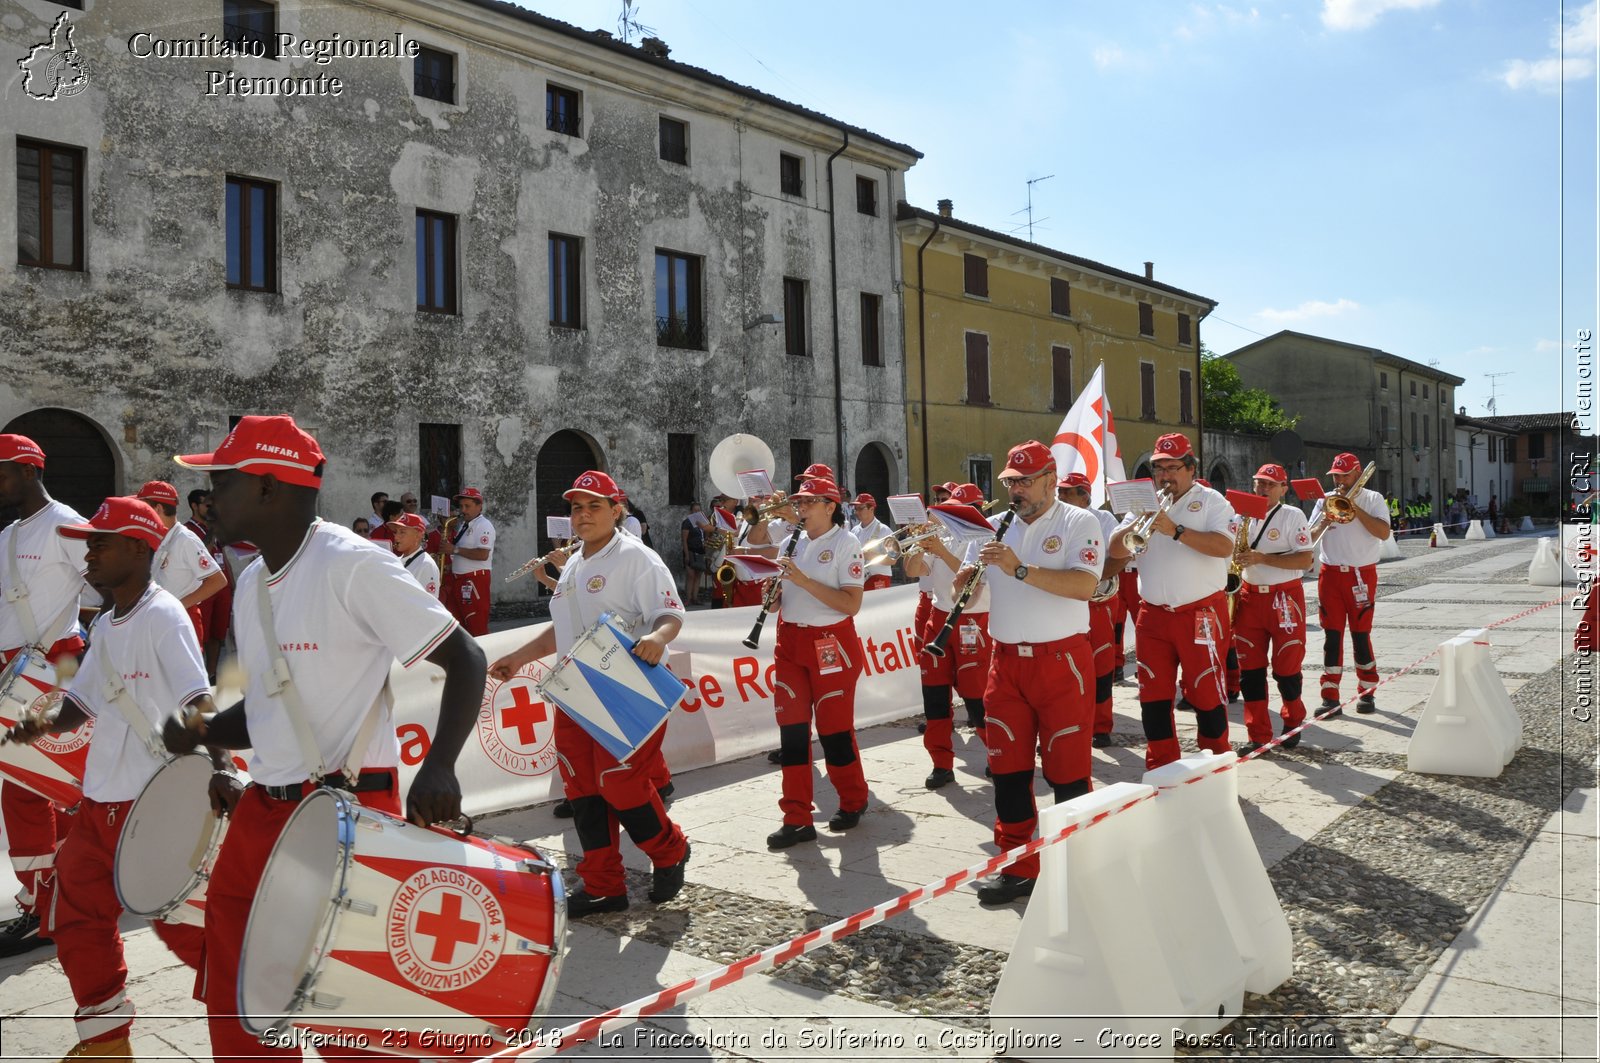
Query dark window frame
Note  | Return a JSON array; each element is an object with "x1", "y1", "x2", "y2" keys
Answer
[
  {"x1": 413, "y1": 45, "x2": 456, "y2": 103},
  {"x1": 779, "y1": 153, "x2": 804, "y2": 196},
  {"x1": 1380, "y1": 371, "x2": 1389, "y2": 390},
  {"x1": 1050, "y1": 277, "x2": 1071, "y2": 317},
  {"x1": 548, "y1": 233, "x2": 582, "y2": 329},
  {"x1": 655, "y1": 248, "x2": 705, "y2": 350},
  {"x1": 225, "y1": 174, "x2": 277, "y2": 292},
  {"x1": 16, "y1": 138, "x2": 85, "y2": 271},
  {"x1": 788, "y1": 439, "x2": 813, "y2": 485},
  {"x1": 963, "y1": 253, "x2": 989, "y2": 298},
  {"x1": 1138, "y1": 301, "x2": 1154, "y2": 337},
  {"x1": 223, "y1": 0, "x2": 278, "y2": 58},
  {"x1": 859, "y1": 292, "x2": 882, "y2": 367},
  {"x1": 855, "y1": 175, "x2": 878, "y2": 216},
  {"x1": 1528, "y1": 432, "x2": 1546, "y2": 460},
  {"x1": 964, "y1": 332, "x2": 991, "y2": 406},
  {"x1": 659, "y1": 116, "x2": 688, "y2": 164},
  {"x1": 1504, "y1": 437, "x2": 1517, "y2": 463},
  {"x1": 667, "y1": 433, "x2": 697, "y2": 506},
  {"x1": 1050, "y1": 345, "x2": 1073, "y2": 411},
  {"x1": 1179, "y1": 367, "x2": 1194, "y2": 424},
  {"x1": 546, "y1": 83, "x2": 581, "y2": 136},
  {"x1": 1140, "y1": 361, "x2": 1157, "y2": 420},
  {"x1": 415, "y1": 209, "x2": 458, "y2": 315},
  {"x1": 1177, "y1": 312, "x2": 1192, "y2": 346},
  {"x1": 783, "y1": 277, "x2": 808, "y2": 357}
]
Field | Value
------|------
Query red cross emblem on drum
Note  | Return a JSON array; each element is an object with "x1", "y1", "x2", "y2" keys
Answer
[
  {"x1": 475, "y1": 666, "x2": 558, "y2": 777},
  {"x1": 31, "y1": 690, "x2": 89, "y2": 757},
  {"x1": 386, "y1": 868, "x2": 506, "y2": 991}
]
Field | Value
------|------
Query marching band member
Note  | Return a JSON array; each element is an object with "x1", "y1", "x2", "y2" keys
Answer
[
  {"x1": 164, "y1": 415, "x2": 485, "y2": 1062},
  {"x1": 1234, "y1": 464, "x2": 1315, "y2": 751},
  {"x1": 0, "y1": 434, "x2": 88, "y2": 959},
  {"x1": 1310, "y1": 452, "x2": 1392, "y2": 714},
  {"x1": 1058, "y1": 472, "x2": 1122, "y2": 748},
  {"x1": 488, "y1": 471, "x2": 691, "y2": 916},
  {"x1": 184, "y1": 488, "x2": 232, "y2": 680},
  {"x1": 136, "y1": 480, "x2": 227, "y2": 642},
  {"x1": 443, "y1": 485, "x2": 494, "y2": 636},
  {"x1": 949, "y1": 483, "x2": 995, "y2": 737},
  {"x1": 388, "y1": 511, "x2": 442, "y2": 597},
  {"x1": 6, "y1": 497, "x2": 223, "y2": 1060},
  {"x1": 849, "y1": 494, "x2": 894, "y2": 590},
  {"x1": 968, "y1": 442, "x2": 1103, "y2": 905},
  {"x1": 1113, "y1": 549, "x2": 1140, "y2": 683},
  {"x1": 1107, "y1": 433, "x2": 1237, "y2": 770},
  {"x1": 911, "y1": 481, "x2": 957, "y2": 651},
  {"x1": 766, "y1": 478, "x2": 870, "y2": 848},
  {"x1": 904, "y1": 508, "x2": 964, "y2": 789}
]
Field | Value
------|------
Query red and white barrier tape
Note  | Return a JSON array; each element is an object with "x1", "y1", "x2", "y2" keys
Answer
[{"x1": 481, "y1": 592, "x2": 1564, "y2": 1059}]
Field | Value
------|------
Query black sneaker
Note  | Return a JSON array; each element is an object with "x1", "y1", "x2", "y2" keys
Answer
[
  {"x1": 1091, "y1": 733, "x2": 1113, "y2": 749},
  {"x1": 1282, "y1": 731, "x2": 1303, "y2": 750},
  {"x1": 828, "y1": 808, "x2": 863, "y2": 831},
  {"x1": 767, "y1": 823, "x2": 818, "y2": 849},
  {"x1": 766, "y1": 748, "x2": 783, "y2": 765},
  {"x1": 552, "y1": 798, "x2": 573, "y2": 818},
  {"x1": 1113, "y1": 666, "x2": 1126, "y2": 683},
  {"x1": 1320, "y1": 699, "x2": 1343, "y2": 717},
  {"x1": 976, "y1": 873, "x2": 1035, "y2": 905},
  {"x1": 657, "y1": 782, "x2": 676, "y2": 802},
  {"x1": 1237, "y1": 741, "x2": 1265, "y2": 756},
  {"x1": 1356, "y1": 696, "x2": 1377, "y2": 715},
  {"x1": 648, "y1": 843, "x2": 690, "y2": 903},
  {"x1": 0, "y1": 912, "x2": 49, "y2": 957},
  {"x1": 916, "y1": 721, "x2": 927, "y2": 734},
  {"x1": 1227, "y1": 689, "x2": 1241, "y2": 703},
  {"x1": 924, "y1": 768, "x2": 955, "y2": 790},
  {"x1": 567, "y1": 890, "x2": 628, "y2": 918}
]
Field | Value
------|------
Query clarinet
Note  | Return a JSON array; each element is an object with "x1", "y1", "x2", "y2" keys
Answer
[
  {"x1": 742, "y1": 529, "x2": 801, "y2": 650},
  {"x1": 924, "y1": 504, "x2": 1018, "y2": 659}
]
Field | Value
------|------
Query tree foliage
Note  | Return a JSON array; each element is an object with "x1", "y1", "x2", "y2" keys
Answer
[{"x1": 1200, "y1": 347, "x2": 1299, "y2": 436}]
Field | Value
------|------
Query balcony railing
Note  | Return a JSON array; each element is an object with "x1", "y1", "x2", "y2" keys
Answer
[
  {"x1": 547, "y1": 107, "x2": 581, "y2": 136},
  {"x1": 656, "y1": 315, "x2": 705, "y2": 350}
]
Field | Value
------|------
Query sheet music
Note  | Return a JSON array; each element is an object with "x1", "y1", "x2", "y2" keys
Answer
[
  {"x1": 886, "y1": 494, "x2": 928, "y2": 526},
  {"x1": 430, "y1": 495, "x2": 451, "y2": 516},
  {"x1": 546, "y1": 516, "x2": 573, "y2": 540},
  {"x1": 1106, "y1": 478, "x2": 1160, "y2": 516},
  {"x1": 737, "y1": 469, "x2": 775, "y2": 498}
]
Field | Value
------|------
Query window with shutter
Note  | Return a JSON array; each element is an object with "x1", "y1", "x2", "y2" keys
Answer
[{"x1": 965, "y1": 333, "x2": 990, "y2": 405}]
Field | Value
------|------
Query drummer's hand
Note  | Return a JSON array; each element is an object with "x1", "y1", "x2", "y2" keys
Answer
[
  {"x1": 162, "y1": 709, "x2": 207, "y2": 755},
  {"x1": 487, "y1": 651, "x2": 524, "y2": 683},
  {"x1": 208, "y1": 772, "x2": 245, "y2": 817},
  {"x1": 2, "y1": 714, "x2": 51, "y2": 745},
  {"x1": 632, "y1": 631, "x2": 668, "y2": 666},
  {"x1": 407, "y1": 760, "x2": 463, "y2": 827}
]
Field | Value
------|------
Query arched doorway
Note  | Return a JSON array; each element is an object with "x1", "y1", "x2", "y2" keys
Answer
[
  {"x1": 534, "y1": 430, "x2": 603, "y2": 581},
  {"x1": 853, "y1": 442, "x2": 894, "y2": 508},
  {"x1": 1207, "y1": 462, "x2": 1232, "y2": 494},
  {"x1": 3, "y1": 409, "x2": 117, "y2": 520}
]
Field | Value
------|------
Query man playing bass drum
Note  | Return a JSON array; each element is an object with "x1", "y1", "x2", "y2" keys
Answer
[{"x1": 964, "y1": 442, "x2": 1104, "y2": 906}]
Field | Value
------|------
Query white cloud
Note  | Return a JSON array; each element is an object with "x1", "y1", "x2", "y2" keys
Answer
[
  {"x1": 1321, "y1": 0, "x2": 1442, "y2": 32},
  {"x1": 1535, "y1": 338, "x2": 1562, "y2": 353},
  {"x1": 1255, "y1": 298, "x2": 1361, "y2": 324},
  {"x1": 1092, "y1": 44, "x2": 1129, "y2": 69},
  {"x1": 1501, "y1": 2, "x2": 1597, "y2": 91}
]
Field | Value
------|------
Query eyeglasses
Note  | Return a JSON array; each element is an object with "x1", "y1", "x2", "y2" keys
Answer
[{"x1": 999, "y1": 474, "x2": 1041, "y2": 489}]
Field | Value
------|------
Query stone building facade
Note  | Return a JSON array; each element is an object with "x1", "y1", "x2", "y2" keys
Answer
[{"x1": 1, "y1": 0, "x2": 919, "y2": 598}]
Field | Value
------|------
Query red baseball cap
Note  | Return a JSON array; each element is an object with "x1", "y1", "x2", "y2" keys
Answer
[
  {"x1": 951, "y1": 483, "x2": 985, "y2": 505},
  {"x1": 135, "y1": 480, "x2": 179, "y2": 507},
  {"x1": 795, "y1": 463, "x2": 836, "y2": 482},
  {"x1": 1057, "y1": 472, "x2": 1093, "y2": 491},
  {"x1": 387, "y1": 513, "x2": 428, "y2": 532},
  {"x1": 1328, "y1": 453, "x2": 1362, "y2": 474},
  {"x1": 57, "y1": 497, "x2": 165, "y2": 550},
  {"x1": 1000, "y1": 440, "x2": 1053, "y2": 479},
  {"x1": 792, "y1": 478, "x2": 842, "y2": 502},
  {"x1": 1254, "y1": 463, "x2": 1289, "y2": 484},
  {"x1": 1152, "y1": 433, "x2": 1193, "y2": 461},
  {"x1": 0, "y1": 434, "x2": 45, "y2": 468},
  {"x1": 454, "y1": 486, "x2": 484, "y2": 503},
  {"x1": 851, "y1": 493, "x2": 876, "y2": 506},
  {"x1": 563, "y1": 471, "x2": 622, "y2": 502},
  {"x1": 175, "y1": 415, "x2": 325, "y2": 488},
  {"x1": 935, "y1": 481, "x2": 959, "y2": 496}
]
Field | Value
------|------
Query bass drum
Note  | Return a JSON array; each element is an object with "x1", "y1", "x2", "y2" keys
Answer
[{"x1": 115, "y1": 753, "x2": 229, "y2": 926}]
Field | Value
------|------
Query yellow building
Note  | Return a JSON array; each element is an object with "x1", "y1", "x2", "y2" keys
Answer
[{"x1": 897, "y1": 201, "x2": 1216, "y2": 494}]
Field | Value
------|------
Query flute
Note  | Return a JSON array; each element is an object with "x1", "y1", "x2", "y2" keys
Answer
[
  {"x1": 924, "y1": 504, "x2": 1018, "y2": 659},
  {"x1": 741, "y1": 529, "x2": 801, "y2": 650}
]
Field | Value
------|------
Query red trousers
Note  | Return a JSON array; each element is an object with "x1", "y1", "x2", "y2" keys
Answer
[
  {"x1": 1235, "y1": 581, "x2": 1309, "y2": 743},
  {"x1": 984, "y1": 634, "x2": 1094, "y2": 880},
  {"x1": 186, "y1": 603, "x2": 206, "y2": 643},
  {"x1": 917, "y1": 606, "x2": 955, "y2": 686},
  {"x1": 1114, "y1": 570, "x2": 1141, "y2": 669},
  {"x1": 555, "y1": 714, "x2": 686, "y2": 898},
  {"x1": 863, "y1": 574, "x2": 892, "y2": 591},
  {"x1": 449, "y1": 569, "x2": 491, "y2": 636},
  {"x1": 1317, "y1": 564, "x2": 1379, "y2": 701},
  {"x1": 773, "y1": 619, "x2": 867, "y2": 824},
  {"x1": 731, "y1": 579, "x2": 764, "y2": 608},
  {"x1": 203, "y1": 577, "x2": 233, "y2": 643},
  {"x1": 952, "y1": 612, "x2": 993, "y2": 700},
  {"x1": 3, "y1": 635, "x2": 84, "y2": 913},
  {"x1": 43, "y1": 797, "x2": 204, "y2": 1045},
  {"x1": 205, "y1": 780, "x2": 400, "y2": 1063},
  {"x1": 1135, "y1": 592, "x2": 1233, "y2": 768},
  {"x1": 1089, "y1": 600, "x2": 1116, "y2": 735}
]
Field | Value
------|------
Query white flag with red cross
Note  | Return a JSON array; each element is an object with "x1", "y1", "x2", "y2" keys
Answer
[{"x1": 1050, "y1": 363, "x2": 1126, "y2": 510}]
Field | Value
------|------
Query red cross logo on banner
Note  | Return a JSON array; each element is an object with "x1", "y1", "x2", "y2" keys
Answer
[
  {"x1": 413, "y1": 891, "x2": 481, "y2": 964},
  {"x1": 500, "y1": 685, "x2": 547, "y2": 744}
]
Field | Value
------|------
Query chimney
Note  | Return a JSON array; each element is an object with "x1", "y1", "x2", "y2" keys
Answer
[
  {"x1": 1144, "y1": 261, "x2": 1154, "y2": 280},
  {"x1": 937, "y1": 198, "x2": 953, "y2": 218},
  {"x1": 640, "y1": 36, "x2": 670, "y2": 58}
]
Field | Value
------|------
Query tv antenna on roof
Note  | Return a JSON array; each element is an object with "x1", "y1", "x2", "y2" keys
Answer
[
  {"x1": 617, "y1": 1, "x2": 656, "y2": 44},
  {"x1": 1484, "y1": 371, "x2": 1513, "y2": 413},
  {"x1": 1009, "y1": 175, "x2": 1054, "y2": 243}
]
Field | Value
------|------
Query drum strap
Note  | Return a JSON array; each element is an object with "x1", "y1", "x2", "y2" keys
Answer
[
  {"x1": 89, "y1": 606, "x2": 166, "y2": 758},
  {"x1": 252, "y1": 571, "x2": 391, "y2": 786},
  {"x1": 6, "y1": 524, "x2": 77, "y2": 653}
]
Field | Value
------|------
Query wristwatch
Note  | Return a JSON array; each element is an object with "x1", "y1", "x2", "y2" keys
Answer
[
  {"x1": 1014, "y1": 564, "x2": 1030, "y2": 581},
  {"x1": 1172, "y1": 525, "x2": 1187, "y2": 541}
]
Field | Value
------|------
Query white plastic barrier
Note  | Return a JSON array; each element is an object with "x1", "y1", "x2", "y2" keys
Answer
[
  {"x1": 1520, "y1": 515, "x2": 1536, "y2": 532},
  {"x1": 989, "y1": 755, "x2": 1291, "y2": 1060},
  {"x1": 1528, "y1": 537, "x2": 1576, "y2": 587},
  {"x1": 1431, "y1": 522, "x2": 1452, "y2": 547},
  {"x1": 1379, "y1": 533, "x2": 1403, "y2": 561},
  {"x1": 1483, "y1": 521, "x2": 1496, "y2": 538},
  {"x1": 1465, "y1": 520, "x2": 1486, "y2": 541},
  {"x1": 1408, "y1": 633, "x2": 1522, "y2": 777}
]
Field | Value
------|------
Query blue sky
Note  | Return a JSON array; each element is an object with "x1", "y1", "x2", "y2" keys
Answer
[{"x1": 531, "y1": 0, "x2": 1596, "y2": 420}]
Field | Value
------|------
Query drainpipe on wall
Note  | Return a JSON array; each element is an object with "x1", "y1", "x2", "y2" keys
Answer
[
  {"x1": 1194, "y1": 311, "x2": 1206, "y2": 469},
  {"x1": 826, "y1": 130, "x2": 849, "y2": 480},
  {"x1": 915, "y1": 213, "x2": 941, "y2": 494}
]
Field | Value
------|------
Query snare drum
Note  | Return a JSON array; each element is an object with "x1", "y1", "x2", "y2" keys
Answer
[
  {"x1": 115, "y1": 754, "x2": 228, "y2": 926},
  {"x1": 538, "y1": 612, "x2": 686, "y2": 761},
  {"x1": 0, "y1": 646, "x2": 91, "y2": 806},
  {"x1": 239, "y1": 789, "x2": 565, "y2": 1051}
]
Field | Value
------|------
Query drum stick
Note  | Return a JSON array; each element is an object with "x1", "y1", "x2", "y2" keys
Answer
[{"x1": 1, "y1": 654, "x2": 78, "y2": 745}]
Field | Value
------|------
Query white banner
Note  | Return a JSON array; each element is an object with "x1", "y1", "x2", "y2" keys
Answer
[{"x1": 390, "y1": 585, "x2": 925, "y2": 816}]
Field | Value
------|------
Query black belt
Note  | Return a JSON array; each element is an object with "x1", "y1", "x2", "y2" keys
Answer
[{"x1": 259, "y1": 770, "x2": 396, "y2": 803}]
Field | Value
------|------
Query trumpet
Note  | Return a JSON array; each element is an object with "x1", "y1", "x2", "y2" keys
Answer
[
  {"x1": 1089, "y1": 573, "x2": 1121, "y2": 603},
  {"x1": 1310, "y1": 462, "x2": 1377, "y2": 533},
  {"x1": 739, "y1": 492, "x2": 795, "y2": 523},
  {"x1": 1120, "y1": 490, "x2": 1175, "y2": 556},
  {"x1": 860, "y1": 522, "x2": 952, "y2": 568},
  {"x1": 504, "y1": 540, "x2": 581, "y2": 583}
]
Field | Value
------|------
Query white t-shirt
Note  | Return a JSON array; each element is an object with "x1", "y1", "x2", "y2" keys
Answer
[
  {"x1": 1118, "y1": 482, "x2": 1235, "y2": 608},
  {"x1": 1241, "y1": 504, "x2": 1313, "y2": 586},
  {"x1": 778, "y1": 524, "x2": 865, "y2": 626},
  {"x1": 449, "y1": 514, "x2": 496, "y2": 575},
  {"x1": 851, "y1": 518, "x2": 893, "y2": 579},
  {"x1": 1312, "y1": 488, "x2": 1388, "y2": 567},
  {"x1": 916, "y1": 553, "x2": 959, "y2": 612},
  {"x1": 0, "y1": 500, "x2": 87, "y2": 651},
  {"x1": 622, "y1": 515, "x2": 643, "y2": 538},
  {"x1": 152, "y1": 522, "x2": 219, "y2": 601},
  {"x1": 232, "y1": 521, "x2": 459, "y2": 786},
  {"x1": 551, "y1": 532, "x2": 685, "y2": 653},
  {"x1": 66, "y1": 584, "x2": 210, "y2": 803},
  {"x1": 401, "y1": 549, "x2": 442, "y2": 598},
  {"x1": 985, "y1": 500, "x2": 1103, "y2": 644}
]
